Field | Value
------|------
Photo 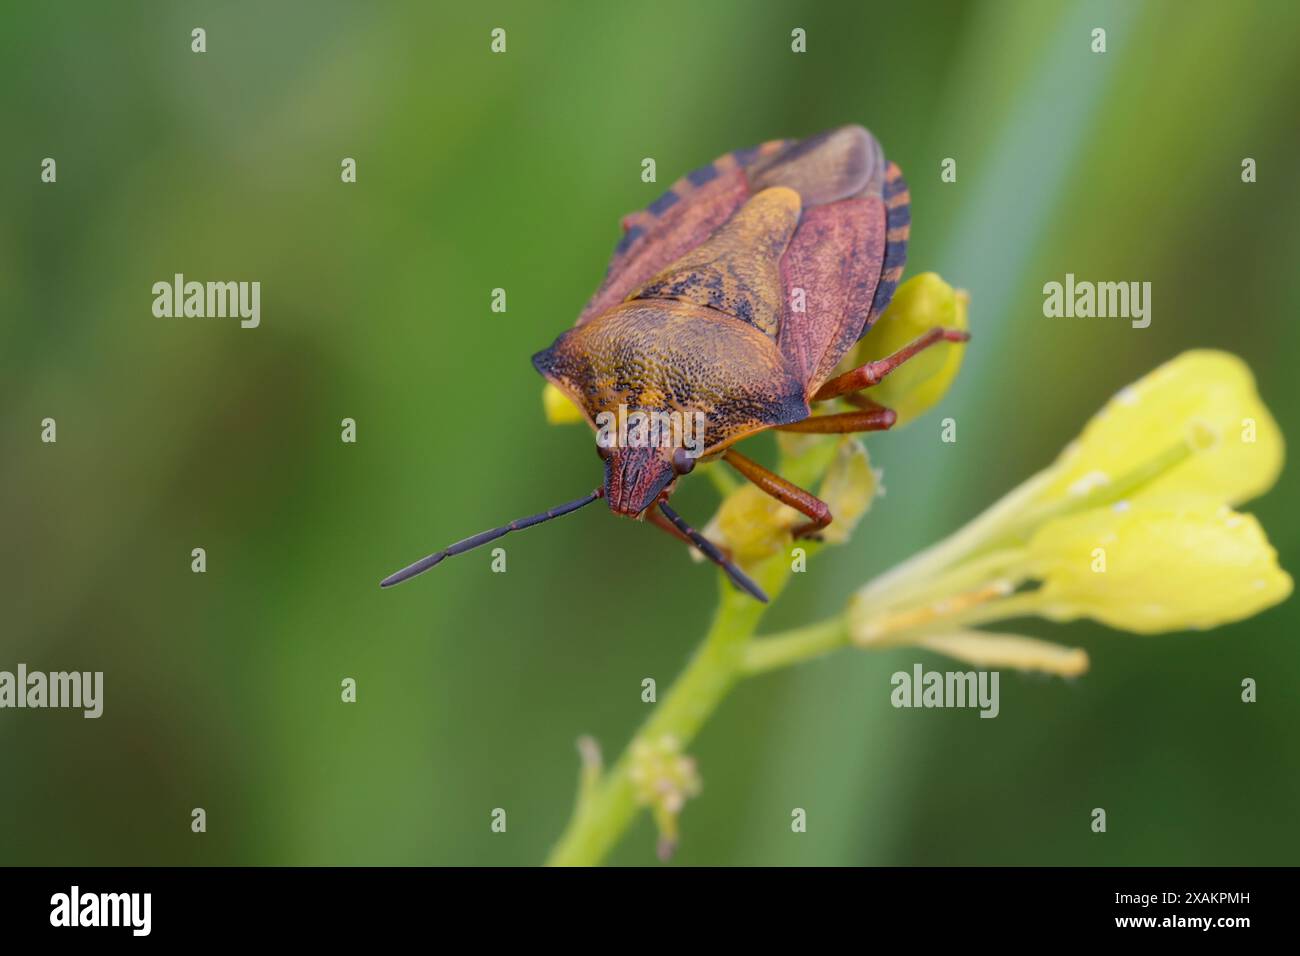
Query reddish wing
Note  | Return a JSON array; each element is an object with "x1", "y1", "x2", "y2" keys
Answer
[
  {"x1": 776, "y1": 197, "x2": 885, "y2": 392},
  {"x1": 775, "y1": 161, "x2": 909, "y2": 394}
]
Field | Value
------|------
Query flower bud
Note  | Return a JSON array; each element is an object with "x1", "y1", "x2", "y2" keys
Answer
[{"x1": 846, "y1": 272, "x2": 969, "y2": 425}]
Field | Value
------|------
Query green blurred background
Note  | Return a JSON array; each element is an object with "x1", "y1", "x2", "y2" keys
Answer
[{"x1": 2, "y1": 0, "x2": 1297, "y2": 866}]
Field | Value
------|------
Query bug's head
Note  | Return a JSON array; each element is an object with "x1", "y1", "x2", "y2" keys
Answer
[
  {"x1": 532, "y1": 296, "x2": 805, "y2": 527},
  {"x1": 598, "y1": 442, "x2": 698, "y2": 518}
]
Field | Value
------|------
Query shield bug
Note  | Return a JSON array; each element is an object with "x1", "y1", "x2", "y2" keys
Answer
[{"x1": 383, "y1": 125, "x2": 967, "y2": 601}]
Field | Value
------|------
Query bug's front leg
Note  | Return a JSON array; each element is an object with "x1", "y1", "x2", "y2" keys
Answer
[
  {"x1": 811, "y1": 326, "x2": 969, "y2": 403},
  {"x1": 647, "y1": 501, "x2": 742, "y2": 563},
  {"x1": 722, "y1": 449, "x2": 831, "y2": 539},
  {"x1": 646, "y1": 502, "x2": 694, "y2": 546}
]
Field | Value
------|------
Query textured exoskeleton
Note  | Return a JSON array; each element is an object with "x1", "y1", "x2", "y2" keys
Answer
[
  {"x1": 534, "y1": 125, "x2": 911, "y2": 518},
  {"x1": 384, "y1": 125, "x2": 964, "y2": 600}
]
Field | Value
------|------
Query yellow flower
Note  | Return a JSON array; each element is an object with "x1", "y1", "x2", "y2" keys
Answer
[
  {"x1": 542, "y1": 381, "x2": 585, "y2": 424},
  {"x1": 701, "y1": 438, "x2": 879, "y2": 565},
  {"x1": 843, "y1": 272, "x2": 969, "y2": 426},
  {"x1": 703, "y1": 484, "x2": 801, "y2": 567},
  {"x1": 816, "y1": 439, "x2": 879, "y2": 545},
  {"x1": 1027, "y1": 503, "x2": 1292, "y2": 634},
  {"x1": 1036, "y1": 350, "x2": 1283, "y2": 509},
  {"x1": 845, "y1": 349, "x2": 1290, "y2": 674}
]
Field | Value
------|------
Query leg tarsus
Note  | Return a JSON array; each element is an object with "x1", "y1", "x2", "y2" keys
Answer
[
  {"x1": 813, "y1": 325, "x2": 968, "y2": 403},
  {"x1": 655, "y1": 501, "x2": 768, "y2": 602},
  {"x1": 647, "y1": 501, "x2": 723, "y2": 552}
]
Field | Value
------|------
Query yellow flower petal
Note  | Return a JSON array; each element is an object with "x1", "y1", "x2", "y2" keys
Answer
[
  {"x1": 1040, "y1": 350, "x2": 1283, "y2": 508},
  {"x1": 702, "y1": 439, "x2": 879, "y2": 563},
  {"x1": 1028, "y1": 503, "x2": 1292, "y2": 634},
  {"x1": 542, "y1": 381, "x2": 585, "y2": 424},
  {"x1": 817, "y1": 439, "x2": 878, "y2": 545},
  {"x1": 919, "y1": 631, "x2": 1089, "y2": 677},
  {"x1": 846, "y1": 272, "x2": 969, "y2": 426},
  {"x1": 701, "y1": 484, "x2": 801, "y2": 567}
]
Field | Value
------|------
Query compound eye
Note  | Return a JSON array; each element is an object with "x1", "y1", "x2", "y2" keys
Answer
[
  {"x1": 672, "y1": 447, "x2": 697, "y2": 476},
  {"x1": 596, "y1": 441, "x2": 614, "y2": 462}
]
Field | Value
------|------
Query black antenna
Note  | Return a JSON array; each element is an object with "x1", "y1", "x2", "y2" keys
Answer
[
  {"x1": 380, "y1": 489, "x2": 603, "y2": 588},
  {"x1": 657, "y1": 502, "x2": 769, "y2": 603}
]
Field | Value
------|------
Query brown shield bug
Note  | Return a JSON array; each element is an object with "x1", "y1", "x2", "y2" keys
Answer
[{"x1": 382, "y1": 125, "x2": 967, "y2": 601}]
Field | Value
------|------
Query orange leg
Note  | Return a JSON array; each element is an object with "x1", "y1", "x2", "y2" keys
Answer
[
  {"x1": 812, "y1": 326, "x2": 968, "y2": 403},
  {"x1": 776, "y1": 406, "x2": 897, "y2": 434},
  {"x1": 843, "y1": 393, "x2": 888, "y2": 411},
  {"x1": 722, "y1": 449, "x2": 831, "y2": 539}
]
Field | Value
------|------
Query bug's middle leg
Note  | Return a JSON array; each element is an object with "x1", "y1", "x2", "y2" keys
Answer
[
  {"x1": 722, "y1": 449, "x2": 831, "y2": 539},
  {"x1": 775, "y1": 405, "x2": 897, "y2": 434},
  {"x1": 811, "y1": 326, "x2": 969, "y2": 403}
]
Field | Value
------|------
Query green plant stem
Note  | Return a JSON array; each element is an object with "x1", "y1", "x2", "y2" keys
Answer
[
  {"x1": 544, "y1": 429, "x2": 1189, "y2": 864},
  {"x1": 545, "y1": 576, "x2": 775, "y2": 866},
  {"x1": 546, "y1": 543, "x2": 1048, "y2": 863},
  {"x1": 741, "y1": 615, "x2": 847, "y2": 676}
]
